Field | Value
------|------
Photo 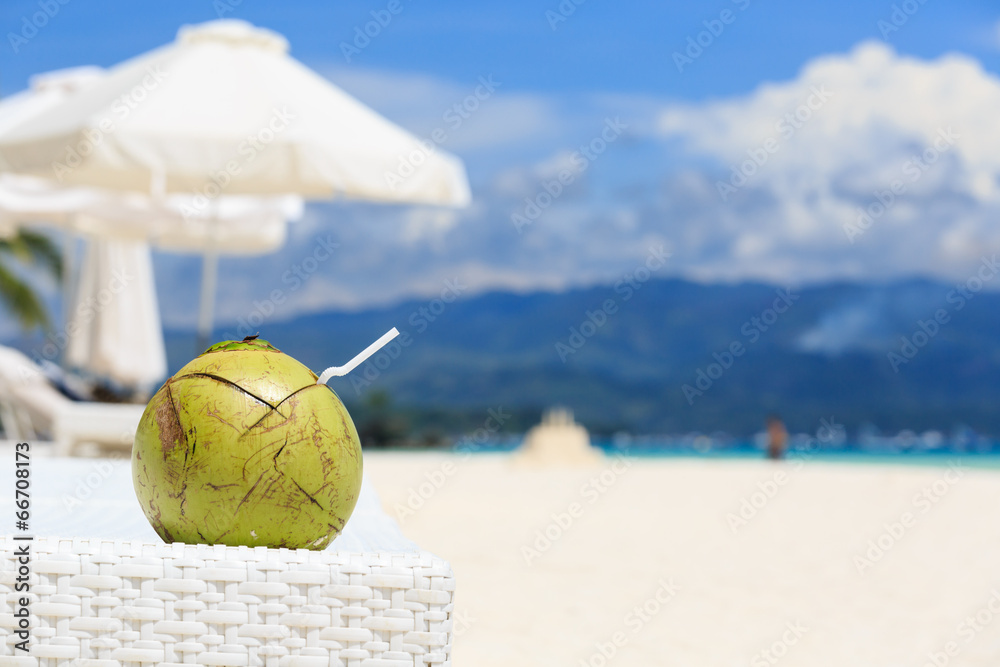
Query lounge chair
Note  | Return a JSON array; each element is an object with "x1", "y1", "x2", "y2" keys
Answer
[{"x1": 0, "y1": 344, "x2": 145, "y2": 456}]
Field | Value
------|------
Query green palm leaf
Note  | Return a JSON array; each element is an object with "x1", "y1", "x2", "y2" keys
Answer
[{"x1": 0, "y1": 228, "x2": 64, "y2": 332}]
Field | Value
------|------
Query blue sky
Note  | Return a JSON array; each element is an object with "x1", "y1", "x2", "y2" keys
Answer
[
  {"x1": 3, "y1": 0, "x2": 1000, "y2": 333},
  {"x1": 3, "y1": 1, "x2": 1000, "y2": 98}
]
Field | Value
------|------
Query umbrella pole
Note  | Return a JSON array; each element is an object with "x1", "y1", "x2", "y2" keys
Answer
[{"x1": 196, "y1": 251, "x2": 218, "y2": 353}]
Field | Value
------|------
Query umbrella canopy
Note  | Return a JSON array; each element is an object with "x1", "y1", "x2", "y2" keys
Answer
[
  {"x1": 0, "y1": 67, "x2": 304, "y2": 389},
  {"x1": 0, "y1": 67, "x2": 303, "y2": 256},
  {"x1": 0, "y1": 19, "x2": 471, "y2": 204}
]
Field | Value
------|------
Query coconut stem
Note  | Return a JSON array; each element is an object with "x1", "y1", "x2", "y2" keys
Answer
[{"x1": 316, "y1": 328, "x2": 400, "y2": 385}]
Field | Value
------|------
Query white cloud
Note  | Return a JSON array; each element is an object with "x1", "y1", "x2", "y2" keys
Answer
[
  {"x1": 321, "y1": 66, "x2": 562, "y2": 153},
  {"x1": 135, "y1": 43, "x2": 1000, "y2": 333},
  {"x1": 491, "y1": 149, "x2": 588, "y2": 198},
  {"x1": 399, "y1": 207, "x2": 462, "y2": 244},
  {"x1": 658, "y1": 41, "x2": 1000, "y2": 285}
]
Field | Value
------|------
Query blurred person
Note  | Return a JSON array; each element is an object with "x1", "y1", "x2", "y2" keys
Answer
[{"x1": 766, "y1": 414, "x2": 788, "y2": 460}]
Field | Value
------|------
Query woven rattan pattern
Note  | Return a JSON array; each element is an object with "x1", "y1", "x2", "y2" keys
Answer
[{"x1": 1, "y1": 536, "x2": 454, "y2": 666}]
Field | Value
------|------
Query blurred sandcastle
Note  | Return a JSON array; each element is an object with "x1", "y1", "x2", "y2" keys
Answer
[{"x1": 515, "y1": 407, "x2": 602, "y2": 465}]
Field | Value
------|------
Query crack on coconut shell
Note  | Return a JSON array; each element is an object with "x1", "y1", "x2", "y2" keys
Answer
[
  {"x1": 274, "y1": 383, "x2": 321, "y2": 410},
  {"x1": 237, "y1": 471, "x2": 266, "y2": 512},
  {"x1": 291, "y1": 478, "x2": 325, "y2": 510},
  {"x1": 184, "y1": 372, "x2": 277, "y2": 410},
  {"x1": 273, "y1": 438, "x2": 288, "y2": 463},
  {"x1": 241, "y1": 435, "x2": 290, "y2": 481},
  {"x1": 243, "y1": 383, "x2": 315, "y2": 432}
]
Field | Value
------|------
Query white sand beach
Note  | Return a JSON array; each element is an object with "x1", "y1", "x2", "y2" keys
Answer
[{"x1": 365, "y1": 452, "x2": 1000, "y2": 667}]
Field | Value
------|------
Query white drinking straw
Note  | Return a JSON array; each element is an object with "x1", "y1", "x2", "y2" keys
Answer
[{"x1": 316, "y1": 327, "x2": 399, "y2": 385}]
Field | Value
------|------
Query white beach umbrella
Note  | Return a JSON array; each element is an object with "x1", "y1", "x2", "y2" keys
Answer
[
  {"x1": 0, "y1": 20, "x2": 471, "y2": 347},
  {"x1": 0, "y1": 67, "x2": 304, "y2": 389},
  {"x1": 0, "y1": 65, "x2": 303, "y2": 254},
  {"x1": 0, "y1": 19, "x2": 472, "y2": 204}
]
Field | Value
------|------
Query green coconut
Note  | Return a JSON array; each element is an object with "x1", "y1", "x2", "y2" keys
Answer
[{"x1": 131, "y1": 337, "x2": 362, "y2": 550}]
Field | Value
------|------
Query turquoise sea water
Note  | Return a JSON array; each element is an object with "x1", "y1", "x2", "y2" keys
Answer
[
  {"x1": 604, "y1": 449, "x2": 1000, "y2": 470},
  {"x1": 447, "y1": 437, "x2": 1000, "y2": 469}
]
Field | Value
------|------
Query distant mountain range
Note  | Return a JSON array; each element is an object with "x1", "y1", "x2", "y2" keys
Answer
[
  {"x1": 5, "y1": 277, "x2": 996, "y2": 438},
  {"x1": 154, "y1": 277, "x2": 1000, "y2": 437}
]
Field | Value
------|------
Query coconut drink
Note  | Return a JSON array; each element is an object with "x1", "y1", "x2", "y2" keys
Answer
[{"x1": 132, "y1": 330, "x2": 397, "y2": 550}]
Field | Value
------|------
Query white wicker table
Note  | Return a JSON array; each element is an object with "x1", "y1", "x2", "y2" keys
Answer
[{"x1": 0, "y1": 456, "x2": 455, "y2": 666}]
